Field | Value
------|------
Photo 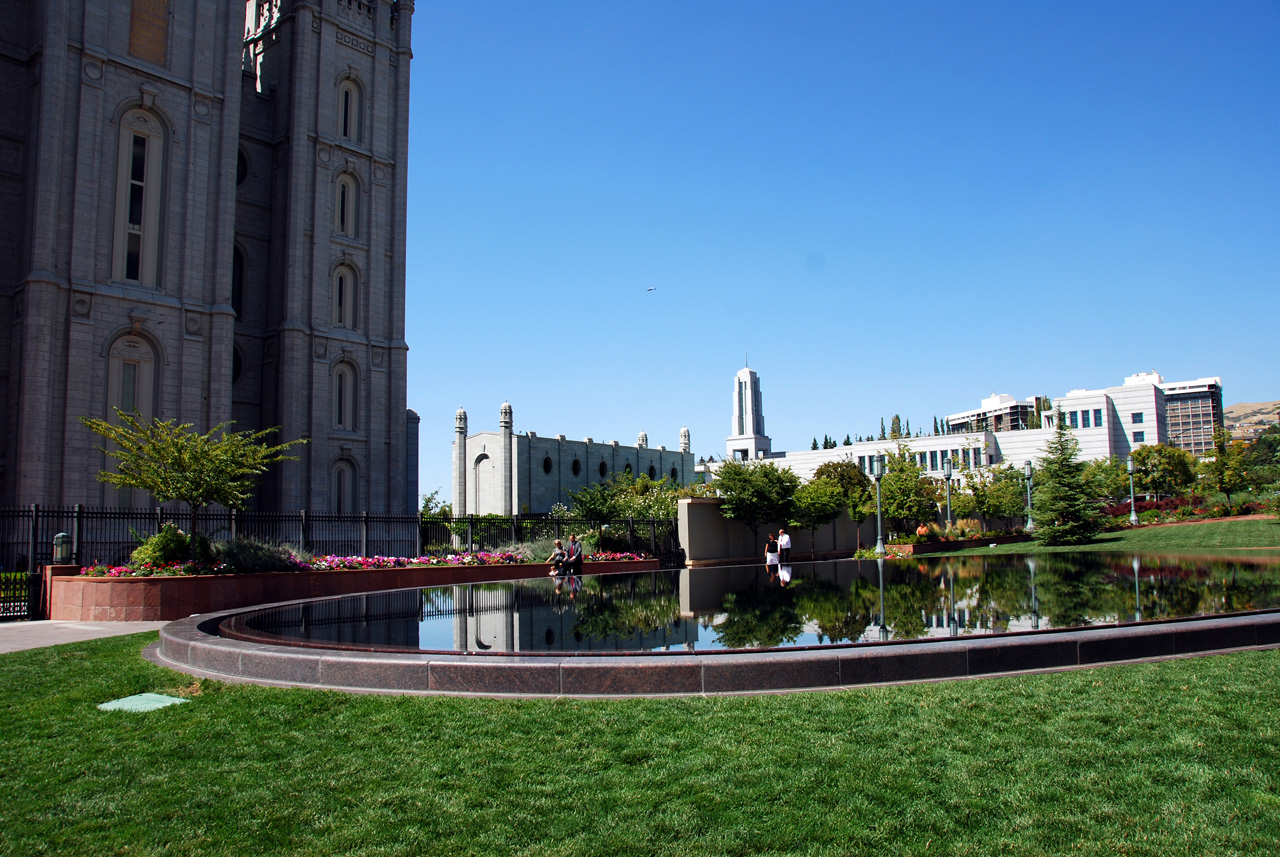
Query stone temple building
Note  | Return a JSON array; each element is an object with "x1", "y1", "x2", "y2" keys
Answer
[
  {"x1": 0, "y1": 0, "x2": 418, "y2": 512},
  {"x1": 452, "y1": 404, "x2": 696, "y2": 516}
]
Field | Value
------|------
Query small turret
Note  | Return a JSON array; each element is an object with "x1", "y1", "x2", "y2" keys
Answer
[
  {"x1": 637, "y1": 431, "x2": 648, "y2": 449},
  {"x1": 679, "y1": 425, "x2": 691, "y2": 453}
]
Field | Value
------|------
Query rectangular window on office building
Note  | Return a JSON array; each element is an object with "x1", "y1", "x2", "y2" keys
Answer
[
  {"x1": 1133, "y1": 431, "x2": 1145, "y2": 443},
  {"x1": 1132, "y1": 412, "x2": 1144, "y2": 424},
  {"x1": 1081, "y1": 411, "x2": 1090, "y2": 428},
  {"x1": 1094, "y1": 408, "x2": 1103, "y2": 427},
  {"x1": 858, "y1": 456, "x2": 865, "y2": 472},
  {"x1": 930, "y1": 450, "x2": 938, "y2": 471},
  {"x1": 1070, "y1": 411, "x2": 1079, "y2": 428}
]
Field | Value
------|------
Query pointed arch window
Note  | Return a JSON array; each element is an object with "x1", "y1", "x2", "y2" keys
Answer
[
  {"x1": 334, "y1": 363, "x2": 357, "y2": 431},
  {"x1": 337, "y1": 79, "x2": 364, "y2": 143},
  {"x1": 113, "y1": 110, "x2": 165, "y2": 285},
  {"x1": 332, "y1": 265, "x2": 356, "y2": 328},
  {"x1": 332, "y1": 460, "x2": 356, "y2": 514},
  {"x1": 335, "y1": 174, "x2": 359, "y2": 238},
  {"x1": 107, "y1": 335, "x2": 157, "y2": 507}
]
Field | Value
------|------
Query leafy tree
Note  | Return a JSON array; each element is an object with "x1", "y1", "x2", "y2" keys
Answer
[
  {"x1": 711, "y1": 459, "x2": 800, "y2": 543},
  {"x1": 878, "y1": 442, "x2": 932, "y2": 533},
  {"x1": 80, "y1": 410, "x2": 306, "y2": 535},
  {"x1": 1240, "y1": 425, "x2": 1280, "y2": 491},
  {"x1": 566, "y1": 472, "x2": 680, "y2": 522},
  {"x1": 842, "y1": 434, "x2": 852, "y2": 446},
  {"x1": 1200, "y1": 428, "x2": 1249, "y2": 506},
  {"x1": 421, "y1": 488, "x2": 451, "y2": 517},
  {"x1": 565, "y1": 480, "x2": 622, "y2": 524},
  {"x1": 1131, "y1": 443, "x2": 1197, "y2": 501},
  {"x1": 1032, "y1": 411, "x2": 1102, "y2": 545},
  {"x1": 982, "y1": 465, "x2": 1029, "y2": 524},
  {"x1": 790, "y1": 477, "x2": 845, "y2": 547},
  {"x1": 812, "y1": 459, "x2": 874, "y2": 522},
  {"x1": 1083, "y1": 456, "x2": 1132, "y2": 506}
]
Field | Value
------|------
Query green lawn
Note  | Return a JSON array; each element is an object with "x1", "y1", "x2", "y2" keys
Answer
[
  {"x1": 949, "y1": 516, "x2": 1280, "y2": 557},
  {"x1": 3, "y1": 634, "x2": 1280, "y2": 855}
]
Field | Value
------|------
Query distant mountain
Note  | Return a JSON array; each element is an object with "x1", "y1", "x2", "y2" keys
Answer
[{"x1": 1225, "y1": 401, "x2": 1280, "y2": 440}]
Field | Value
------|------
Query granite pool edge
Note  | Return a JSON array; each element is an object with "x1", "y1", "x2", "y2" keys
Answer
[{"x1": 152, "y1": 606, "x2": 1280, "y2": 698}]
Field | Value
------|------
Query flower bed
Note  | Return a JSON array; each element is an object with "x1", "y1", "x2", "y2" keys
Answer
[
  {"x1": 79, "y1": 551, "x2": 651, "y2": 578},
  {"x1": 48, "y1": 554, "x2": 660, "y2": 622}
]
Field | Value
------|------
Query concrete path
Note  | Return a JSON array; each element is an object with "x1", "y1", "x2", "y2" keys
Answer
[{"x1": 0, "y1": 620, "x2": 167, "y2": 655}]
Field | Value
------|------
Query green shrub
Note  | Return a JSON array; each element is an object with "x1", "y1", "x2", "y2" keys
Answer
[
  {"x1": 130, "y1": 523, "x2": 190, "y2": 567},
  {"x1": 212, "y1": 538, "x2": 302, "y2": 574}
]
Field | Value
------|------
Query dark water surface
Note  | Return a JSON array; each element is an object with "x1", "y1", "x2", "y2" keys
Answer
[{"x1": 233, "y1": 554, "x2": 1280, "y2": 653}]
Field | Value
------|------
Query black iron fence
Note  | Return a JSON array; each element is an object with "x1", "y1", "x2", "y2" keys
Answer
[{"x1": 0, "y1": 506, "x2": 683, "y2": 621}]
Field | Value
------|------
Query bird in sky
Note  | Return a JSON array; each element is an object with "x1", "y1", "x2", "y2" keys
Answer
[{"x1": 646, "y1": 287, "x2": 656, "y2": 292}]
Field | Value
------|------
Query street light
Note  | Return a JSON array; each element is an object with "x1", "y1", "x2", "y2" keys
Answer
[
  {"x1": 872, "y1": 456, "x2": 885, "y2": 556},
  {"x1": 943, "y1": 457, "x2": 953, "y2": 530},
  {"x1": 1023, "y1": 460, "x2": 1035, "y2": 532},
  {"x1": 1127, "y1": 457, "x2": 1139, "y2": 526}
]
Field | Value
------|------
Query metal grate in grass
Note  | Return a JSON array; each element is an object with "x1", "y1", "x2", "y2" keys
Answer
[{"x1": 97, "y1": 693, "x2": 189, "y2": 712}]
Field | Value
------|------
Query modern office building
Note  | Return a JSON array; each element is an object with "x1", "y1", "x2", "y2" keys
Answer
[
  {"x1": 0, "y1": 0, "x2": 418, "y2": 512},
  {"x1": 452, "y1": 404, "x2": 696, "y2": 516},
  {"x1": 1161, "y1": 376, "x2": 1225, "y2": 455}
]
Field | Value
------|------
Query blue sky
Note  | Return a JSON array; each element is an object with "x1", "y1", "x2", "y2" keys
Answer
[{"x1": 404, "y1": 1, "x2": 1280, "y2": 505}]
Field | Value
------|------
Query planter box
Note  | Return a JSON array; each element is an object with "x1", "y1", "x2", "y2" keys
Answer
[
  {"x1": 46, "y1": 559, "x2": 658, "y2": 622},
  {"x1": 889, "y1": 534, "x2": 1033, "y2": 555}
]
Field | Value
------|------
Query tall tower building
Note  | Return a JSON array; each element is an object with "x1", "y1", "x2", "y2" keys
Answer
[
  {"x1": 726, "y1": 366, "x2": 771, "y2": 461},
  {"x1": 0, "y1": 0, "x2": 416, "y2": 512}
]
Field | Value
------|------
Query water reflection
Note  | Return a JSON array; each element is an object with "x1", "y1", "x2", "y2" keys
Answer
[{"x1": 237, "y1": 554, "x2": 1280, "y2": 653}]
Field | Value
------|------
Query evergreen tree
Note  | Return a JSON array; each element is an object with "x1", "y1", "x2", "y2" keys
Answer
[
  {"x1": 842, "y1": 434, "x2": 852, "y2": 446},
  {"x1": 811, "y1": 437, "x2": 819, "y2": 451},
  {"x1": 879, "y1": 418, "x2": 887, "y2": 441},
  {"x1": 1032, "y1": 411, "x2": 1103, "y2": 545},
  {"x1": 933, "y1": 416, "x2": 939, "y2": 435},
  {"x1": 905, "y1": 418, "x2": 911, "y2": 436},
  {"x1": 889, "y1": 414, "x2": 902, "y2": 439}
]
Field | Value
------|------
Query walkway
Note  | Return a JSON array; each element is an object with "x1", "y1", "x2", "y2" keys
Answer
[{"x1": 0, "y1": 620, "x2": 167, "y2": 655}]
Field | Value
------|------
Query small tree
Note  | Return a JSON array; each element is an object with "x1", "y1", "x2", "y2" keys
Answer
[
  {"x1": 879, "y1": 442, "x2": 932, "y2": 533},
  {"x1": 1082, "y1": 456, "x2": 1132, "y2": 507},
  {"x1": 80, "y1": 410, "x2": 306, "y2": 535},
  {"x1": 1032, "y1": 411, "x2": 1102, "y2": 545},
  {"x1": 889, "y1": 414, "x2": 902, "y2": 439},
  {"x1": 811, "y1": 437, "x2": 820, "y2": 451},
  {"x1": 1200, "y1": 428, "x2": 1248, "y2": 506},
  {"x1": 712, "y1": 459, "x2": 800, "y2": 544},
  {"x1": 790, "y1": 477, "x2": 845, "y2": 551},
  {"x1": 1131, "y1": 443, "x2": 1196, "y2": 502},
  {"x1": 842, "y1": 434, "x2": 852, "y2": 446},
  {"x1": 812, "y1": 458, "x2": 874, "y2": 523}
]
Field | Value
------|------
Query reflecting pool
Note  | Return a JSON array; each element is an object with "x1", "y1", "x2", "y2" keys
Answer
[{"x1": 230, "y1": 554, "x2": 1280, "y2": 654}]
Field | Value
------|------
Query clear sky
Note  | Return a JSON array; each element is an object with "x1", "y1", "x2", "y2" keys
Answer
[{"x1": 404, "y1": 1, "x2": 1280, "y2": 506}]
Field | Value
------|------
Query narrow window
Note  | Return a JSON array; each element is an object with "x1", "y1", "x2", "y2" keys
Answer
[
  {"x1": 1069, "y1": 411, "x2": 1079, "y2": 428},
  {"x1": 334, "y1": 364, "x2": 356, "y2": 430},
  {"x1": 930, "y1": 450, "x2": 938, "y2": 471},
  {"x1": 335, "y1": 175, "x2": 358, "y2": 238},
  {"x1": 232, "y1": 246, "x2": 245, "y2": 318},
  {"x1": 333, "y1": 461, "x2": 355, "y2": 514},
  {"x1": 332, "y1": 266, "x2": 356, "y2": 328},
  {"x1": 113, "y1": 111, "x2": 164, "y2": 285},
  {"x1": 1081, "y1": 410, "x2": 1090, "y2": 428},
  {"x1": 337, "y1": 81, "x2": 363, "y2": 143}
]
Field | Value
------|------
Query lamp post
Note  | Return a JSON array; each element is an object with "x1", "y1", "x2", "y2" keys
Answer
[
  {"x1": 1027, "y1": 556, "x2": 1040, "y2": 630},
  {"x1": 1132, "y1": 556, "x2": 1142, "y2": 623},
  {"x1": 948, "y1": 562, "x2": 958, "y2": 636},
  {"x1": 943, "y1": 457, "x2": 953, "y2": 530},
  {"x1": 873, "y1": 456, "x2": 885, "y2": 556},
  {"x1": 1023, "y1": 460, "x2": 1034, "y2": 532},
  {"x1": 1127, "y1": 457, "x2": 1139, "y2": 526}
]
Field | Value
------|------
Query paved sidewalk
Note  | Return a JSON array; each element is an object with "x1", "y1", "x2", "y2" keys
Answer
[{"x1": 0, "y1": 620, "x2": 167, "y2": 655}]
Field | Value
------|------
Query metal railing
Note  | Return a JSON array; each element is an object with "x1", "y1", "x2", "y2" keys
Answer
[{"x1": 0, "y1": 506, "x2": 683, "y2": 621}]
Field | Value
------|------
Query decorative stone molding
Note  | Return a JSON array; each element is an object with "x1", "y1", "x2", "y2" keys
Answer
[
  {"x1": 336, "y1": 28, "x2": 375, "y2": 55},
  {"x1": 184, "y1": 312, "x2": 202, "y2": 336},
  {"x1": 83, "y1": 60, "x2": 104, "y2": 83},
  {"x1": 314, "y1": 340, "x2": 328, "y2": 359},
  {"x1": 71, "y1": 295, "x2": 92, "y2": 318}
]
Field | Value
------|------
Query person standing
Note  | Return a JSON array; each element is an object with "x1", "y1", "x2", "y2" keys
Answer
[
  {"x1": 777, "y1": 526, "x2": 792, "y2": 563},
  {"x1": 765, "y1": 532, "x2": 780, "y2": 579},
  {"x1": 566, "y1": 534, "x2": 584, "y2": 575}
]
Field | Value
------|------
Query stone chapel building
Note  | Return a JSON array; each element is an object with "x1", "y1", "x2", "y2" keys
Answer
[{"x1": 0, "y1": 0, "x2": 418, "y2": 512}]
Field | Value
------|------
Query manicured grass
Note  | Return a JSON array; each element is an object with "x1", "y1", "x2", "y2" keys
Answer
[
  {"x1": 950, "y1": 516, "x2": 1280, "y2": 557},
  {"x1": 3, "y1": 634, "x2": 1280, "y2": 855}
]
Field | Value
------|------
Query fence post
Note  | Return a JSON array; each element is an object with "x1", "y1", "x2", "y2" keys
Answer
[
  {"x1": 230, "y1": 508, "x2": 238, "y2": 541},
  {"x1": 512, "y1": 514, "x2": 518, "y2": 546},
  {"x1": 650, "y1": 520, "x2": 657, "y2": 556},
  {"x1": 361, "y1": 511, "x2": 369, "y2": 558},
  {"x1": 628, "y1": 517, "x2": 635, "y2": 552},
  {"x1": 555, "y1": 519, "x2": 561, "y2": 541},
  {"x1": 467, "y1": 515, "x2": 474, "y2": 552},
  {"x1": 73, "y1": 504, "x2": 83, "y2": 566},
  {"x1": 416, "y1": 512, "x2": 423, "y2": 557},
  {"x1": 27, "y1": 504, "x2": 40, "y2": 619},
  {"x1": 299, "y1": 510, "x2": 308, "y2": 553},
  {"x1": 155, "y1": 507, "x2": 162, "y2": 536}
]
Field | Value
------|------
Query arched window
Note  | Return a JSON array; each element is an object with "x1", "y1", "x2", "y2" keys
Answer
[
  {"x1": 232, "y1": 245, "x2": 245, "y2": 318},
  {"x1": 542, "y1": 456, "x2": 553, "y2": 474},
  {"x1": 332, "y1": 265, "x2": 356, "y2": 328},
  {"x1": 337, "y1": 79, "x2": 363, "y2": 143},
  {"x1": 332, "y1": 460, "x2": 355, "y2": 514},
  {"x1": 113, "y1": 109, "x2": 165, "y2": 285},
  {"x1": 333, "y1": 363, "x2": 357, "y2": 430},
  {"x1": 598, "y1": 461, "x2": 608, "y2": 478},
  {"x1": 648, "y1": 465, "x2": 657, "y2": 480},
  {"x1": 107, "y1": 335, "x2": 157, "y2": 507},
  {"x1": 335, "y1": 174, "x2": 358, "y2": 238}
]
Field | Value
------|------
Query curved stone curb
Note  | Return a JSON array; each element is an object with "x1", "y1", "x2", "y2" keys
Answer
[{"x1": 154, "y1": 603, "x2": 1280, "y2": 697}]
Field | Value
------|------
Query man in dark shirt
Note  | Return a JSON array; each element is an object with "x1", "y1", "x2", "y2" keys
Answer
[{"x1": 566, "y1": 534, "x2": 584, "y2": 575}]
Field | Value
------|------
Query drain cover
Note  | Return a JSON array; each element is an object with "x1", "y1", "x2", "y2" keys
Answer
[{"x1": 98, "y1": 693, "x2": 190, "y2": 712}]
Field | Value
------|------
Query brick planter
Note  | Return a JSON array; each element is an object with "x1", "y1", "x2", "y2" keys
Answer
[
  {"x1": 889, "y1": 534, "x2": 1033, "y2": 555},
  {"x1": 46, "y1": 559, "x2": 658, "y2": 622}
]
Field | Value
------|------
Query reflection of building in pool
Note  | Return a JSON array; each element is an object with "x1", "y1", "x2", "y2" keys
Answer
[
  {"x1": 451, "y1": 403, "x2": 697, "y2": 515},
  {"x1": 705, "y1": 366, "x2": 1221, "y2": 483},
  {"x1": 449, "y1": 583, "x2": 699, "y2": 653}
]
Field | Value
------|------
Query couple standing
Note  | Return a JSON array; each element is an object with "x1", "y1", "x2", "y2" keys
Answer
[{"x1": 548, "y1": 534, "x2": 584, "y2": 577}]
